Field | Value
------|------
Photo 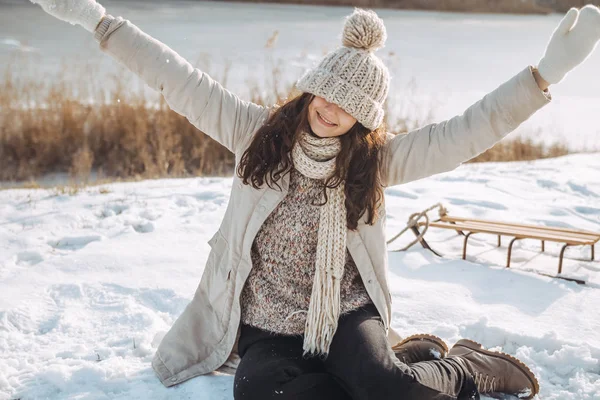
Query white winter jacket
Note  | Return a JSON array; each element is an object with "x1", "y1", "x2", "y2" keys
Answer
[{"x1": 95, "y1": 16, "x2": 552, "y2": 388}]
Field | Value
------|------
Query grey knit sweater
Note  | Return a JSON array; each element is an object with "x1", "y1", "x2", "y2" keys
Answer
[{"x1": 240, "y1": 167, "x2": 373, "y2": 336}]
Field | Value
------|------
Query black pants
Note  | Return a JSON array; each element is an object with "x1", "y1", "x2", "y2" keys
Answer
[{"x1": 233, "y1": 302, "x2": 479, "y2": 400}]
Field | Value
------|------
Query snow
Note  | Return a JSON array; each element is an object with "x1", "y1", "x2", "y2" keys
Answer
[
  {"x1": 1, "y1": 153, "x2": 599, "y2": 399},
  {"x1": 1, "y1": 1, "x2": 600, "y2": 398}
]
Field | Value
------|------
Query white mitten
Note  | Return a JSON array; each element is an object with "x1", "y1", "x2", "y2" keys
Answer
[
  {"x1": 537, "y1": 5, "x2": 600, "y2": 85},
  {"x1": 30, "y1": 0, "x2": 106, "y2": 33}
]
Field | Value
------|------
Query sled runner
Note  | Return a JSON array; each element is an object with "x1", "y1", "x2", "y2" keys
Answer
[{"x1": 388, "y1": 204, "x2": 600, "y2": 284}]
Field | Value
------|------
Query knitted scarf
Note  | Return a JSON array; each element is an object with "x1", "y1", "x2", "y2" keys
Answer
[{"x1": 290, "y1": 129, "x2": 346, "y2": 359}]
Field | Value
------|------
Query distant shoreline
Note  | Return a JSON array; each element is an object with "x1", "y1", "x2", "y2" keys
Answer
[
  {"x1": 6, "y1": 0, "x2": 596, "y2": 15},
  {"x1": 203, "y1": 0, "x2": 589, "y2": 15}
]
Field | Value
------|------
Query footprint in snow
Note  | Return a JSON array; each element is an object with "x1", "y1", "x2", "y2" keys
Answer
[
  {"x1": 536, "y1": 179, "x2": 559, "y2": 189},
  {"x1": 446, "y1": 198, "x2": 508, "y2": 211},
  {"x1": 568, "y1": 181, "x2": 598, "y2": 198},
  {"x1": 0, "y1": 295, "x2": 60, "y2": 335},
  {"x1": 15, "y1": 251, "x2": 44, "y2": 266},
  {"x1": 574, "y1": 206, "x2": 600, "y2": 215},
  {"x1": 96, "y1": 203, "x2": 130, "y2": 219},
  {"x1": 139, "y1": 209, "x2": 162, "y2": 221},
  {"x1": 47, "y1": 235, "x2": 103, "y2": 251},
  {"x1": 175, "y1": 196, "x2": 195, "y2": 207},
  {"x1": 132, "y1": 221, "x2": 155, "y2": 233},
  {"x1": 384, "y1": 188, "x2": 418, "y2": 199}
]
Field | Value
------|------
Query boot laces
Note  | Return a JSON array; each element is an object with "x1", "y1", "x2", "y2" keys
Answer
[{"x1": 473, "y1": 371, "x2": 496, "y2": 393}]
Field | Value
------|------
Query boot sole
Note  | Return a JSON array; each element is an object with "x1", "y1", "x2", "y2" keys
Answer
[
  {"x1": 453, "y1": 339, "x2": 540, "y2": 399},
  {"x1": 392, "y1": 333, "x2": 449, "y2": 356}
]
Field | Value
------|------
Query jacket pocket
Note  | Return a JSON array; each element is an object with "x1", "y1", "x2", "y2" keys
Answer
[
  {"x1": 207, "y1": 229, "x2": 228, "y2": 273},
  {"x1": 205, "y1": 230, "x2": 234, "y2": 328}
]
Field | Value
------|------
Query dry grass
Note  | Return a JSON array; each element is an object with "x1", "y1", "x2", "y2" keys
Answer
[
  {"x1": 0, "y1": 60, "x2": 241, "y2": 184},
  {"x1": 467, "y1": 136, "x2": 570, "y2": 163},
  {"x1": 0, "y1": 48, "x2": 575, "y2": 189}
]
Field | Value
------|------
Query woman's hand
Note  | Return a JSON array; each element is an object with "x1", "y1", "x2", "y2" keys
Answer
[
  {"x1": 29, "y1": 0, "x2": 106, "y2": 33},
  {"x1": 537, "y1": 4, "x2": 600, "y2": 85}
]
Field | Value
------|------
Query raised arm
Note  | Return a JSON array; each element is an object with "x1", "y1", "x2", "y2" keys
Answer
[
  {"x1": 94, "y1": 15, "x2": 271, "y2": 154},
  {"x1": 379, "y1": 65, "x2": 552, "y2": 187},
  {"x1": 30, "y1": 0, "x2": 271, "y2": 155},
  {"x1": 380, "y1": 4, "x2": 600, "y2": 187}
]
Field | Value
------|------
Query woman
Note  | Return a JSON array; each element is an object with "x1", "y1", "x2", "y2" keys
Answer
[{"x1": 30, "y1": 1, "x2": 600, "y2": 399}]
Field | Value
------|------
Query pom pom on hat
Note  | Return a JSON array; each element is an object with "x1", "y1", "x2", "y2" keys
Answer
[{"x1": 342, "y1": 8, "x2": 387, "y2": 52}]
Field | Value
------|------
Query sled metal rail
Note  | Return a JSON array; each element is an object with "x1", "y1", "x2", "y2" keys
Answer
[{"x1": 411, "y1": 215, "x2": 600, "y2": 284}]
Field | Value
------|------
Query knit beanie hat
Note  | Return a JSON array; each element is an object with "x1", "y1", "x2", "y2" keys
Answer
[{"x1": 295, "y1": 8, "x2": 391, "y2": 131}]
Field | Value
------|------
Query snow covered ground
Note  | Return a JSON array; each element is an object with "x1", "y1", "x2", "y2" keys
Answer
[{"x1": 1, "y1": 153, "x2": 599, "y2": 399}]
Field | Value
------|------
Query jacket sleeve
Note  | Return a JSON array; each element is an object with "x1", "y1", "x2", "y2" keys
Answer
[
  {"x1": 379, "y1": 65, "x2": 552, "y2": 187},
  {"x1": 94, "y1": 15, "x2": 271, "y2": 155}
]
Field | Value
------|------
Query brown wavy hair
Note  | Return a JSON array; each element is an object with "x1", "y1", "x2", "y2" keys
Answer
[{"x1": 236, "y1": 92, "x2": 386, "y2": 230}]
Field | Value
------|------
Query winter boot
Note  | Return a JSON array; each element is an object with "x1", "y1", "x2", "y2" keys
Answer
[
  {"x1": 392, "y1": 334, "x2": 449, "y2": 364},
  {"x1": 448, "y1": 339, "x2": 539, "y2": 399}
]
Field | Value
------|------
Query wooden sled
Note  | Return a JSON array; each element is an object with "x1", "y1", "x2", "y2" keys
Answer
[{"x1": 389, "y1": 205, "x2": 600, "y2": 284}]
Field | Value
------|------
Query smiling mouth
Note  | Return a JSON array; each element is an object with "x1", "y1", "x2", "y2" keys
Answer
[{"x1": 317, "y1": 111, "x2": 337, "y2": 127}]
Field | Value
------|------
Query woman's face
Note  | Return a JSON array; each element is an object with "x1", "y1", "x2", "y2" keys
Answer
[{"x1": 307, "y1": 96, "x2": 357, "y2": 138}]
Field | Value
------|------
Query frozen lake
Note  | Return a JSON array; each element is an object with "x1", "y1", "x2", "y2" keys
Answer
[{"x1": 1, "y1": 0, "x2": 599, "y2": 150}]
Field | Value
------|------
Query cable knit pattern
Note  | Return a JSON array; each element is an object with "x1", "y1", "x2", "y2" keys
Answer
[
  {"x1": 296, "y1": 8, "x2": 389, "y2": 130},
  {"x1": 240, "y1": 167, "x2": 373, "y2": 337}
]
